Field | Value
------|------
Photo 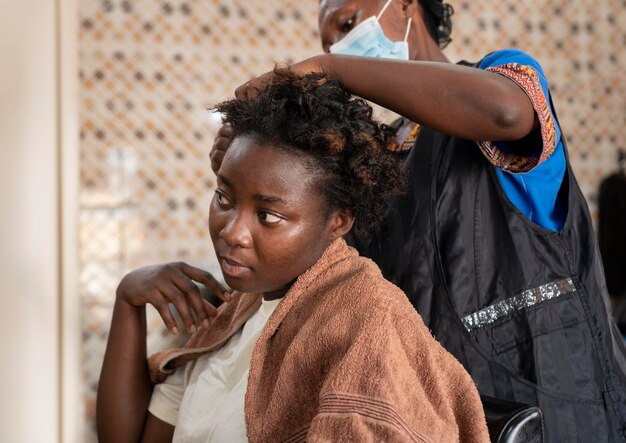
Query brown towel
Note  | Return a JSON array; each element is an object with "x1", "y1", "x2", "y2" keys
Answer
[{"x1": 149, "y1": 238, "x2": 489, "y2": 442}]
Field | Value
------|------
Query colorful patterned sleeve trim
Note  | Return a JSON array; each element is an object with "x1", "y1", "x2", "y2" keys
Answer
[
  {"x1": 388, "y1": 123, "x2": 421, "y2": 152},
  {"x1": 477, "y1": 63, "x2": 557, "y2": 173}
]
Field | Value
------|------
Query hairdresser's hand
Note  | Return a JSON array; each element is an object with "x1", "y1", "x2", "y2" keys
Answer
[
  {"x1": 234, "y1": 55, "x2": 327, "y2": 101},
  {"x1": 210, "y1": 123, "x2": 234, "y2": 174},
  {"x1": 289, "y1": 54, "x2": 327, "y2": 76},
  {"x1": 116, "y1": 262, "x2": 232, "y2": 334},
  {"x1": 234, "y1": 70, "x2": 275, "y2": 101}
]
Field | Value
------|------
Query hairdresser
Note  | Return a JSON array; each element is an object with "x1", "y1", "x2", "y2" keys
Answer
[{"x1": 211, "y1": 1, "x2": 626, "y2": 441}]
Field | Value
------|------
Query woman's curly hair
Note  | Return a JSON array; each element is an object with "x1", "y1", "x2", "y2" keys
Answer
[
  {"x1": 417, "y1": 0, "x2": 454, "y2": 49},
  {"x1": 213, "y1": 68, "x2": 406, "y2": 234}
]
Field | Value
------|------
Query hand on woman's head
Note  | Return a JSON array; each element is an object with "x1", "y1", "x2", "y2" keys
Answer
[
  {"x1": 216, "y1": 68, "x2": 406, "y2": 234},
  {"x1": 210, "y1": 122, "x2": 234, "y2": 174},
  {"x1": 211, "y1": 60, "x2": 328, "y2": 175},
  {"x1": 234, "y1": 71, "x2": 275, "y2": 101},
  {"x1": 234, "y1": 57, "x2": 327, "y2": 102}
]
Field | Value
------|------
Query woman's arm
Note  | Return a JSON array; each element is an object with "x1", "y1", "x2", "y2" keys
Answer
[
  {"x1": 96, "y1": 263, "x2": 231, "y2": 443},
  {"x1": 97, "y1": 297, "x2": 165, "y2": 443},
  {"x1": 140, "y1": 413, "x2": 176, "y2": 442}
]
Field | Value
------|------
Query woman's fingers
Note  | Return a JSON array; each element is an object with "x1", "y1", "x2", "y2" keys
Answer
[
  {"x1": 166, "y1": 262, "x2": 231, "y2": 332},
  {"x1": 202, "y1": 299, "x2": 219, "y2": 318},
  {"x1": 180, "y1": 263, "x2": 232, "y2": 303},
  {"x1": 139, "y1": 262, "x2": 231, "y2": 334},
  {"x1": 170, "y1": 271, "x2": 213, "y2": 328},
  {"x1": 152, "y1": 294, "x2": 180, "y2": 335},
  {"x1": 159, "y1": 285, "x2": 198, "y2": 334}
]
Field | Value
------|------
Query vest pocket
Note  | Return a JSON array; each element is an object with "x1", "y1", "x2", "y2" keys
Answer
[{"x1": 485, "y1": 292, "x2": 604, "y2": 401}]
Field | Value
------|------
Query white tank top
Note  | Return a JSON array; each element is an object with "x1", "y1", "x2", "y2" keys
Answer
[{"x1": 148, "y1": 297, "x2": 281, "y2": 442}]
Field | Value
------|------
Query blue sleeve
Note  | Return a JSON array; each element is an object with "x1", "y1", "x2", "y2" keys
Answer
[{"x1": 478, "y1": 49, "x2": 566, "y2": 231}]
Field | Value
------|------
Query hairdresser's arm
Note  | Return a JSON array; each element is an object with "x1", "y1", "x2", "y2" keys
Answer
[
  {"x1": 97, "y1": 263, "x2": 230, "y2": 443},
  {"x1": 316, "y1": 54, "x2": 536, "y2": 141},
  {"x1": 237, "y1": 54, "x2": 537, "y2": 143}
]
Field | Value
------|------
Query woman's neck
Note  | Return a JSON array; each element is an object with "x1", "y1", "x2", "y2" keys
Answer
[{"x1": 262, "y1": 279, "x2": 296, "y2": 301}]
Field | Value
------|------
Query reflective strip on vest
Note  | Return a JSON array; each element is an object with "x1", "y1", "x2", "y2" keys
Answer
[{"x1": 462, "y1": 278, "x2": 577, "y2": 332}]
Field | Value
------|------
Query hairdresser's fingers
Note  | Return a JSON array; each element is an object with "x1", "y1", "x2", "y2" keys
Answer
[
  {"x1": 170, "y1": 270, "x2": 212, "y2": 327},
  {"x1": 151, "y1": 294, "x2": 180, "y2": 335},
  {"x1": 210, "y1": 149, "x2": 225, "y2": 174},
  {"x1": 161, "y1": 284, "x2": 198, "y2": 334},
  {"x1": 216, "y1": 122, "x2": 233, "y2": 139},
  {"x1": 210, "y1": 123, "x2": 234, "y2": 172},
  {"x1": 212, "y1": 124, "x2": 234, "y2": 151},
  {"x1": 234, "y1": 81, "x2": 249, "y2": 100},
  {"x1": 234, "y1": 72, "x2": 273, "y2": 100},
  {"x1": 180, "y1": 263, "x2": 232, "y2": 303},
  {"x1": 234, "y1": 81, "x2": 258, "y2": 100}
]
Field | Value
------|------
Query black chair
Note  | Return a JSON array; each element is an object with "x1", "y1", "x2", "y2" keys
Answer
[{"x1": 481, "y1": 395, "x2": 544, "y2": 443}]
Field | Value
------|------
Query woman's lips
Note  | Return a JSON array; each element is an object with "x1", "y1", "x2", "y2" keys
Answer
[{"x1": 221, "y1": 256, "x2": 251, "y2": 277}]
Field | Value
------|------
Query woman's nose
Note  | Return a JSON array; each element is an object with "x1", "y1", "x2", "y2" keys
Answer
[{"x1": 220, "y1": 212, "x2": 252, "y2": 248}]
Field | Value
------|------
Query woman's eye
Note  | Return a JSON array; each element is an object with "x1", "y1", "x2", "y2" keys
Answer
[
  {"x1": 340, "y1": 17, "x2": 355, "y2": 33},
  {"x1": 215, "y1": 191, "x2": 232, "y2": 207},
  {"x1": 259, "y1": 212, "x2": 282, "y2": 224}
]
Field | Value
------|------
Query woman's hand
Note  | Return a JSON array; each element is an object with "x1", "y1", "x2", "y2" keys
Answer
[
  {"x1": 99, "y1": 263, "x2": 226, "y2": 441},
  {"x1": 116, "y1": 263, "x2": 232, "y2": 334}
]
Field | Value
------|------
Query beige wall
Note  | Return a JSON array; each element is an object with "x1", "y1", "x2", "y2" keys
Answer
[
  {"x1": 0, "y1": 0, "x2": 79, "y2": 441},
  {"x1": 0, "y1": 0, "x2": 60, "y2": 440}
]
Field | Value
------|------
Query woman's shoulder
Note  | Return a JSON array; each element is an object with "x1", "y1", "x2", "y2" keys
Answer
[
  {"x1": 330, "y1": 251, "x2": 421, "y2": 322},
  {"x1": 292, "y1": 238, "x2": 421, "y2": 329}
]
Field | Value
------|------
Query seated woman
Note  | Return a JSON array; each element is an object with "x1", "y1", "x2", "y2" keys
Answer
[{"x1": 96, "y1": 69, "x2": 489, "y2": 443}]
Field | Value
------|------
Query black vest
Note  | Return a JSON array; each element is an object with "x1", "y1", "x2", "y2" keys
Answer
[
  {"x1": 599, "y1": 173, "x2": 626, "y2": 297},
  {"x1": 351, "y1": 120, "x2": 626, "y2": 441}
]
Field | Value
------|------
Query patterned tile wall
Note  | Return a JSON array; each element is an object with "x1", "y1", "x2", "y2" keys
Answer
[{"x1": 78, "y1": 0, "x2": 625, "y2": 440}]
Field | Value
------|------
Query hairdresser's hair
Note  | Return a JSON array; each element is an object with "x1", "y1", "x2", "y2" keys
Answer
[
  {"x1": 417, "y1": 0, "x2": 454, "y2": 49},
  {"x1": 214, "y1": 68, "x2": 406, "y2": 234}
]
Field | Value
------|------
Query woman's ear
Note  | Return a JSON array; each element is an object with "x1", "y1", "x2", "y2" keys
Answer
[{"x1": 326, "y1": 208, "x2": 355, "y2": 240}]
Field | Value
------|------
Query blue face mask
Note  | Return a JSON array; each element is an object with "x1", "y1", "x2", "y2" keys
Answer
[{"x1": 329, "y1": 0, "x2": 412, "y2": 60}]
